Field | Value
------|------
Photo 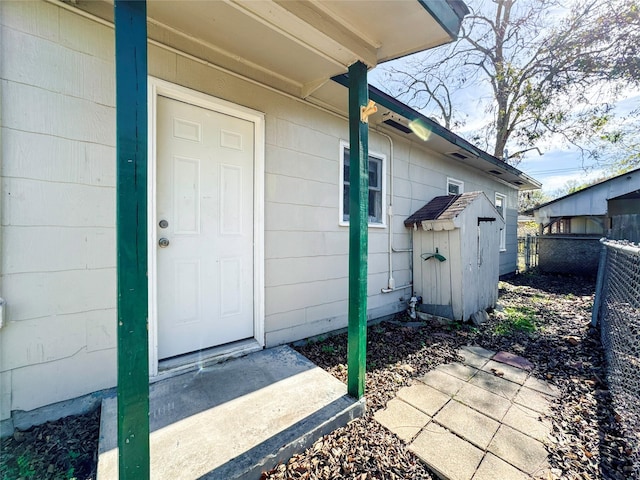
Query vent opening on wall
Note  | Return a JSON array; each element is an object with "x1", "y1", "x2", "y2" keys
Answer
[
  {"x1": 448, "y1": 151, "x2": 469, "y2": 160},
  {"x1": 383, "y1": 119, "x2": 412, "y2": 134},
  {"x1": 488, "y1": 169, "x2": 503, "y2": 175},
  {"x1": 513, "y1": 180, "x2": 524, "y2": 185}
]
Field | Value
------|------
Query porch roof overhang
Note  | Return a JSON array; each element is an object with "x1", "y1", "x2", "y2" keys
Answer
[
  {"x1": 108, "y1": 0, "x2": 471, "y2": 473},
  {"x1": 78, "y1": 0, "x2": 468, "y2": 98}
]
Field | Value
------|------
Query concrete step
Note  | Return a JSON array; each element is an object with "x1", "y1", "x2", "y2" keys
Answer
[{"x1": 97, "y1": 346, "x2": 365, "y2": 479}]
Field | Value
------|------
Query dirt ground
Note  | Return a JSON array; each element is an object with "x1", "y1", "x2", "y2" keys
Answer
[{"x1": 0, "y1": 272, "x2": 635, "y2": 480}]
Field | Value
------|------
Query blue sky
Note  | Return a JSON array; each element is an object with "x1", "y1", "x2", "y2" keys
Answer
[{"x1": 512, "y1": 93, "x2": 639, "y2": 194}]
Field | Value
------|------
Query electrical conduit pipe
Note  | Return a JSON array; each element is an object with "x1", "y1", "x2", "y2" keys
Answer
[{"x1": 376, "y1": 126, "x2": 413, "y2": 293}]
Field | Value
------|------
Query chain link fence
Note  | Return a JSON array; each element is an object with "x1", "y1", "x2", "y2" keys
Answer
[
  {"x1": 517, "y1": 235, "x2": 538, "y2": 272},
  {"x1": 592, "y1": 239, "x2": 640, "y2": 477},
  {"x1": 537, "y1": 235, "x2": 601, "y2": 276}
]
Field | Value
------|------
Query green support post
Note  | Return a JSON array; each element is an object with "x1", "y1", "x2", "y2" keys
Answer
[
  {"x1": 347, "y1": 61, "x2": 369, "y2": 399},
  {"x1": 114, "y1": 1, "x2": 150, "y2": 478}
]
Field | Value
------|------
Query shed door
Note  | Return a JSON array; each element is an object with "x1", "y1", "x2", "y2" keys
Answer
[
  {"x1": 477, "y1": 219, "x2": 500, "y2": 309},
  {"x1": 156, "y1": 95, "x2": 254, "y2": 360}
]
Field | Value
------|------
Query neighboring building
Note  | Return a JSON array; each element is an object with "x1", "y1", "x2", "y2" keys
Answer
[
  {"x1": 0, "y1": 0, "x2": 539, "y2": 430},
  {"x1": 608, "y1": 189, "x2": 640, "y2": 243},
  {"x1": 531, "y1": 168, "x2": 640, "y2": 275},
  {"x1": 517, "y1": 215, "x2": 538, "y2": 237}
]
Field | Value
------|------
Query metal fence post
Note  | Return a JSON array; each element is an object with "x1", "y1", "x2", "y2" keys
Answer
[{"x1": 591, "y1": 240, "x2": 608, "y2": 327}]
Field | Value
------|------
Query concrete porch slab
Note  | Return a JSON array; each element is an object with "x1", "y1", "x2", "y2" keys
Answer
[{"x1": 97, "y1": 346, "x2": 364, "y2": 480}]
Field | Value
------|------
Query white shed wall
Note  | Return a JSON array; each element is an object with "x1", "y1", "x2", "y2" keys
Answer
[
  {"x1": 0, "y1": 1, "x2": 519, "y2": 418},
  {"x1": 412, "y1": 229, "x2": 456, "y2": 317}
]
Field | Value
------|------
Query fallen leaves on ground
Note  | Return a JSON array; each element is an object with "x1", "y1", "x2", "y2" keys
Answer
[
  {"x1": 0, "y1": 408, "x2": 99, "y2": 480},
  {"x1": 1, "y1": 273, "x2": 636, "y2": 480},
  {"x1": 264, "y1": 273, "x2": 635, "y2": 480}
]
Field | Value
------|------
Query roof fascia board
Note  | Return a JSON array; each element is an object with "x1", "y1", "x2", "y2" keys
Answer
[
  {"x1": 417, "y1": 0, "x2": 469, "y2": 39},
  {"x1": 333, "y1": 75, "x2": 541, "y2": 189}
]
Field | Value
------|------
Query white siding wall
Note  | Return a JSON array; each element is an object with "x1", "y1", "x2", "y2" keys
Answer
[
  {"x1": 570, "y1": 216, "x2": 605, "y2": 235},
  {"x1": 0, "y1": 1, "x2": 520, "y2": 417},
  {"x1": 0, "y1": 1, "x2": 118, "y2": 419}
]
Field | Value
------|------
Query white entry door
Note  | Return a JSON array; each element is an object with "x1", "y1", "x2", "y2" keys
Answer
[{"x1": 156, "y1": 95, "x2": 254, "y2": 360}]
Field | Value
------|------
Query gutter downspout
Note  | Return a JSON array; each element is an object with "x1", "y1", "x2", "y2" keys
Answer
[{"x1": 376, "y1": 126, "x2": 413, "y2": 293}]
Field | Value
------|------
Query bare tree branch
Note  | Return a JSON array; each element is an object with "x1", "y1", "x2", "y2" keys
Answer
[{"x1": 380, "y1": 0, "x2": 640, "y2": 167}]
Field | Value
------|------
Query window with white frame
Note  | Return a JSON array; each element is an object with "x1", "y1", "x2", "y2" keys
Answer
[
  {"x1": 447, "y1": 177, "x2": 464, "y2": 195},
  {"x1": 495, "y1": 192, "x2": 507, "y2": 251},
  {"x1": 339, "y1": 141, "x2": 386, "y2": 226}
]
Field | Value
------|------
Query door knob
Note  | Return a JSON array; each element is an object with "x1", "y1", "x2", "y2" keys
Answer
[{"x1": 158, "y1": 238, "x2": 170, "y2": 248}]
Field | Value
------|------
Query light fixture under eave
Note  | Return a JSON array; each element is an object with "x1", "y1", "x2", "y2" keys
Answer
[{"x1": 408, "y1": 119, "x2": 432, "y2": 141}]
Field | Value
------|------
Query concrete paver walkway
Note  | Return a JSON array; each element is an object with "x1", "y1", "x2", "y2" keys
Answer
[{"x1": 375, "y1": 346, "x2": 558, "y2": 480}]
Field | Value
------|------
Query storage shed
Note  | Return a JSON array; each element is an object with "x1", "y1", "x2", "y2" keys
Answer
[{"x1": 405, "y1": 192, "x2": 504, "y2": 321}]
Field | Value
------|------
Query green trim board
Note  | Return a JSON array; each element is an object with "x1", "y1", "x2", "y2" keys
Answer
[
  {"x1": 114, "y1": 1, "x2": 150, "y2": 478},
  {"x1": 347, "y1": 61, "x2": 369, "y2": 400},
  {"x1": 417, "y1": 0, "x2": 469, "y2": 39}
]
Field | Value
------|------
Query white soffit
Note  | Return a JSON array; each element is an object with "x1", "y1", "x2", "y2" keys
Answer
[
  {"x1": 83, "y1": 0, "x2": 461, "y2": 98},
  {"x1": 314, "y1": 1, "x2": 454, "y2": 62}
]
